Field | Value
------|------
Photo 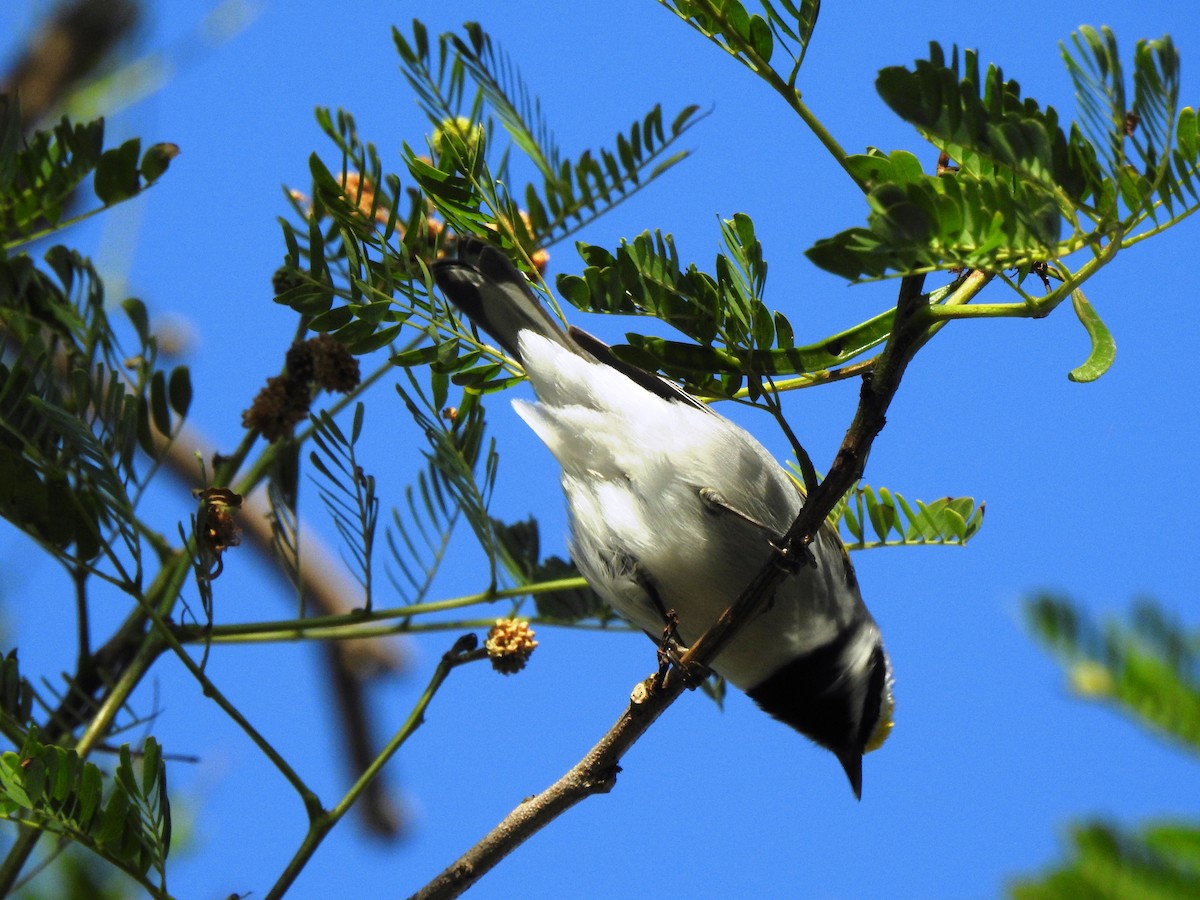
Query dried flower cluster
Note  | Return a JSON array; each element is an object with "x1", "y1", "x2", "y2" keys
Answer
[
  {"x1": 271, "y1": 266, "x2": 304, "y2": 297},
  {"x1": 482, "y1": 210, "x2": 549, "y2": 273},
  {"x1": 484, "y1": 618, "x2": 538, "y2": 675},
  {"x1": 340, "y1": 171, "x2": 390, "y2": 226},
  {"x1": 286, "y1": 164, "x2": 547, "y2": 280},
  {"x1": 243, "y1": 334, "x2": 361, "y2": 441}
]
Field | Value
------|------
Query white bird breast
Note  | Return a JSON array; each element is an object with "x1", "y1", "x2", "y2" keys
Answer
[{"x1": 511, "y1": 331, "x2": 853, "y2": 690}]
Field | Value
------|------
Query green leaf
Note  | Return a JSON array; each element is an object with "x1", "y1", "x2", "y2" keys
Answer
[
  {"x1": 0, "y1": 93, "x2": 21, "y2": 189},
  {"x1": 866, "y1": 486, "x2": 897, "y2": 542},
  {"x1": 808, "y1": 147, "x2": 1064, "y2": 279},
  {"x1": 348, "y1": 322, "x2": 404, "y2": 354},
  {"x1": 1013, "y1": 821, "x2": 1200, "y2": 899},
  {"x1": 795, "y1": 0, "x2": 821, "y2": 63},
  {"x1": 93, "y1": 138, "x2": 143, "y2": 204},
  {"x1": 139, "y1": 142, "x2": 180, "y2": 184},
  {"x1": 116, "y1": 744, "x2": 138, "y2": 797},
  {"x1": 533, "y1": 555, "x2": 611, "y2": 622},
  {"x1": 840, "y1": 485, "x2": 984, "y2": 549},
  {"x1": 1178, "y1": 107, "x2": 1197, "y2": 160},
  {"x1": 309, "y1": 306, "x2": 355, "y2": 333},
  {"x1": 310, "y1": 405, "x2": 380, "y2": 608},
  {"x1": 48, "y1": 747, "x2": 76, "y2": 804},
  {"x1": 1, "y1": 112, "x2": 105, "y2": 240},
  {"x1": 95, "y1": 787, "x2": 130, "y2": 849},
  {"x1": 78, "y1": 761, "x2": 103, "y2": 826},
  {"x1": 1067, "y1": 289, "x2": 1117, "y2": 382},
  {"x1": 122, "y1": 297, "x2": 151, "y2": 346},
  {"x1": 0, "y1": 752, "x2": 32, "y2": 809},
  {"x1": 168, "y1": 366, "x2": 193, "y2": 418},
  {"x1": 149, "y1": 370, "x2": 171, "y2": 436},
  {"x1": 748, "y1": 14, "x2": 773, "y2": 62}
]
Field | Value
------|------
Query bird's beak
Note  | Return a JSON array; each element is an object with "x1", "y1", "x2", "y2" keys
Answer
[{"x1": 836, "y1": 749, "x2": 863, "y2": 800}]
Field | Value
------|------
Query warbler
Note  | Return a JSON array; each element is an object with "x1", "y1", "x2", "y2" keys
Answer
[{"x1": 433, "y1": 239, "x2": 894, "y2": 797}]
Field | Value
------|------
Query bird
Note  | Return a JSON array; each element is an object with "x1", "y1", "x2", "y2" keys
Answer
[{"x1": 432, "y1": 237, "x2": 894, "y2": 797}]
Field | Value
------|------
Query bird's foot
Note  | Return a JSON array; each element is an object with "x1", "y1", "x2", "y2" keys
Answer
[
  {"x1": 654, "y1": 611, "x2": 711, "y2": 689},
  {"x1": 768, "y1": 535, "x2": 815, "y2": 575}
]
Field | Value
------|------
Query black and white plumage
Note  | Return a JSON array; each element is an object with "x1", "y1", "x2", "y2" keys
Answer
[{"x1": 433, "y1": 239, "x2": 894, "y2": 797}]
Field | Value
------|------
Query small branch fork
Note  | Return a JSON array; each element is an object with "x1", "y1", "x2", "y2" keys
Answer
[{"x1": 409, "y1": 270, "x2": 995, "y2": 899}]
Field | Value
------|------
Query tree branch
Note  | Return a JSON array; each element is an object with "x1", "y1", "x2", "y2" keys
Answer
[{"x1": 409, "y1": 674, "x2": 682, "y2": 900}]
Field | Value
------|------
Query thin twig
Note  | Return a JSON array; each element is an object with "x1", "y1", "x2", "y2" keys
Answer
[{"x1": 409, "y1": 673, "x2": 683, "y2": 900}]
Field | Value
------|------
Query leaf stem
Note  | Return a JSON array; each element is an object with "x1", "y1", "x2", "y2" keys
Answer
[
  {"x1": 660, "y1": 0, "x2": 866, "y2": 192},
  {"x1": 174, "y1": 576, "x2": 590, "y2": 644},
  {"x1": 147, "y1": 607, "x2": 322, "y2": 819}
]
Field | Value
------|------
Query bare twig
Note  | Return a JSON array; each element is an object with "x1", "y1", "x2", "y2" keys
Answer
[{"x1": 409, "y1": 675, "x2": 682, "y2": 900}]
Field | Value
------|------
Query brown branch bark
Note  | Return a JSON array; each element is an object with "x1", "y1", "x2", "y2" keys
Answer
[
  {"x1": 1, "y1": 0, "x2": 140, "y2": 129},
  {"x1": 409, "y1": 676, "x2": 683, "y2": 900}
]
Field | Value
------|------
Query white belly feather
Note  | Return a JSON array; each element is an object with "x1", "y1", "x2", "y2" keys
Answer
[{"x1": 512, "y1": 331, "x2": 860, "y2": 690}]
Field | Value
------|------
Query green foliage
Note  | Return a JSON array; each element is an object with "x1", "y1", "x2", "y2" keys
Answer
[
  {"x1": 381, "y1": 404, "x2": 607, "y2": 621},
  {"x1": 273, "y1": 108, "x2": 415, "y2": 355},
  {"x1": 0, "y1": 729, "x2": 170, "y2": 894},
  {"x1": 394, "y1": 373, "x2": 503, "y2": 588},
  {"x1": 0, "y1": 94, "x2": 191, "y2": 892},
  {"x1": 529, "y1": 554, "x2": 611, "y2": 623},
  {"x1": 1011, "y1": 820, "x2": 1200, "y2": 900},
  {"x1": 836, "y1": 484, "x2": 984, "y2": 549},
  {"x1": 384, "y1": 464, "x2": 460, "y2": 607},
  {"x1": 0, "y1": 96, "x2": 176, "y2": 248},
  {"x1": 1027, "y1": 595, "x2": 1200, "y2": 753},
  {"x1": 807, "y1": 145, "x2": 1064, "y2": 278},
  {"x1": 1018, "y1": 596, "x2": 1200, "y2": 898},
  {"x1": 809, "y1": 31, "x2": 1200, "y2": 282},
  {"x1": 1066, "y1": 289, "x2": 1117, "y2": 382},
  {"x1": 557, "y1": 226, "x2": 965, "y2": 402},
  {"x1": 488, "y1": 516, "x2": 612, "y2": 624},
  {"x1": 662, "y1": 0, "x2": 823, "y2": 84},
  {"x1": 309, "y1": 404, "x2": 380, "y2": 610},
  {"x1": 0, "y1": 104, "x2": 190, "y2": 576},
  {"x1": 560, "y1": 221, "x2": 908, "y2": 395},
  {"x1": 394, "y1": 20, "x2": 704, "y2": 248},
  {"x1": 1, "y1": 245, "x2": 191, "y2": 577},
  {"x1": 0, "y1": 651, "x2": 34, "y2": 742},
  {"x1": 1, "y1": 247, "x2": 192, "y2": 571},
  {"x1": 5, "y1": 5, "x2": 1200, "y2": 895}
]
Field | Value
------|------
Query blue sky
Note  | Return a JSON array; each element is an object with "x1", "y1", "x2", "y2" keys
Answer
[{"x1": 3, "y1": 1, "x2": 1199, "y2": 897}]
